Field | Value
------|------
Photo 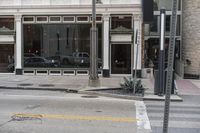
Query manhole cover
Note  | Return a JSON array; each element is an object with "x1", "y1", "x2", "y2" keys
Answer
[
  {"x1": 81, "y1": 95, "x2": 98, "y2": 98},
  {"x1": 39, "y1": 84, "x2": 54, "y2": 87},
  {"x1": 18, "y1": 83, "x2": 33, "y2": 86}
]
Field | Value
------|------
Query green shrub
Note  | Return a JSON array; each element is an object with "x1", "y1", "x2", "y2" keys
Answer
[{"x1": 120, "y1": 77, "x2": 144, "y2": 94}]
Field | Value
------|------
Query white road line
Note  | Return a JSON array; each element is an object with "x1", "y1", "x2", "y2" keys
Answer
[
  {"x1": 147, "y1": 112, "x2": 200, "y2": 118},
  {"x1": 135, "y1": 101, "x2": 152, "y2": 133},
  {"x1": 151, "y1": 120, "x2": 200, "y2": 128}
]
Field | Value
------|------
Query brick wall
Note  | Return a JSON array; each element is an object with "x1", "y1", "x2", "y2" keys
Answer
[{"x1": 182, "y1": 0, "x2": 200, "y2": 75}]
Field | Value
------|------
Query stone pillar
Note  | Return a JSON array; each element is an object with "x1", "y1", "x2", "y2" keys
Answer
[
  {"x1": 102, "y1": 14, "x2": 110, "y2": 77},
  {"x1": 133, "y1": 15, "x2": 142, "y2": 77},
  {"x1": 15, "y1": 14, "x2": 23, "y2": 75},
  {"x1": 182, "y1": 0, "x2": 200, "y2": 76},
  {"x1": 14, "y1": 0, "x2": 21, "y2": 5}
]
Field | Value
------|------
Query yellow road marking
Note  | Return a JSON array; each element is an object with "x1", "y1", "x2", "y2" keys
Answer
[{"x1": 13, "y1": 113, "x2": 138, "y2": 123}]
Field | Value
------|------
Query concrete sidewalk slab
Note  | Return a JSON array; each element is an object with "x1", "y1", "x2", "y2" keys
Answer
[
  {"x1": 0, "y1": 74, "x2": 186, "y2": 101},
  {"x1": 176, "y1": 79, "x2": 200, "y2": 95}
]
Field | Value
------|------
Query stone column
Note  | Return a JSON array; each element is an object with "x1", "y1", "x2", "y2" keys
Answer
[
  {"x1": 102, "y1": 14, "x2": 110, "y2": 77},
  {"x1": 133, "y1": 15, "x2": 142, "y2": 77},
  {"x1": 14, "y1": 0, "x2": 21, "y2": 5},
  {"x1": 15, "y1": 14, "x2": 23, "y2": 75}
]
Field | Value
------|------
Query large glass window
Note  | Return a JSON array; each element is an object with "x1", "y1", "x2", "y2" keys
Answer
[
  {"x1": 111, "y1": 16, "x2": 132, "y2": 30},
  {"x1": 154, "y1": 0, "x2": 172, "y2": 11},
  {"x1": 165, "y1": 15, "x2": 171, "y2": 32},
  {"x1": 176, "y1": 15, "x2": 181, "y2": 36},
  {"x1": 150, "y1": 16, "x2": 158, "y2": 32},
  {"x1": 0, "y1": 17, "x2": 14, "y2": 31},
  {"x1": 0, "y1": 44, "x2": 14, "y2": 73},
  {"x1": 23, "y1": 24, "x2": 102, "y2": 68}
]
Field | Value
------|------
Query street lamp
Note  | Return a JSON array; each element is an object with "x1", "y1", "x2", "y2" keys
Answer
[{"x1": 89, "y1": 0, "x2": 101, "y2": 87}]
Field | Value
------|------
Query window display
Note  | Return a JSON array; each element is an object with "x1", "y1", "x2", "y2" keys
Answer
[{"x1": 23, "y1": 24, "x2": 102, "y2": 68}]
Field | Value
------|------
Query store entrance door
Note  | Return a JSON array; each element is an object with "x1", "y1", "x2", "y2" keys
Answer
[
  {"x1": 111, "y1": 44, "x2": 131, "y2": 74},
  {"x1": 0, "y1": 44, "x2": 14, "y2": 73}
]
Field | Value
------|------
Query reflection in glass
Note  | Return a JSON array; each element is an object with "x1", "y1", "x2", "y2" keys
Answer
[
  {"x1": 153, "y1": 0, "x2": 172, "y2": 11},
  {"x1": 23, "y1": 24, "x2": 102, "y2": 68},
  {"x1": 111, "y1": 44, "x2": 131, "y2": 74},
  {"x1": 150, "y1": 16, "x2": 158, "y2": 32},
  {"x1": 0, "y1": 18, "x2": 14, "y2": 31},
  {"x1": 0, "y1": 44, "x2": 14, "y2": 73},
  {"x1": 111, "y1": 16, "x2": 132, "y2": 30}
]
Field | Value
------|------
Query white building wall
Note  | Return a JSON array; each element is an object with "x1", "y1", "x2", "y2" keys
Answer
[
  {"x1": 0, "y1": 0, "x2": 143, "y2": 75},
  {"x1": 0, "y1": 0, "x2": 141, "y2": 6}
]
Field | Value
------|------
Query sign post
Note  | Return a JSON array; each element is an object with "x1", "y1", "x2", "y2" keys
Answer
[{"x1": 163, "y1": 0, "x2": 178, "y2": 133}]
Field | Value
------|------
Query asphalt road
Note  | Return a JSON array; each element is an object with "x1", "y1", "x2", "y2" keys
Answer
[
  {"x1": 144, "y1": 95, "x2": 200, "y2": 133},
  {"x1": 0, "y1": 89, "x2": 151, "y2": 133}
]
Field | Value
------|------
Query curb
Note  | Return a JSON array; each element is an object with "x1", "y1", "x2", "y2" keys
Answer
[
  {"x1": 78, "y1": 90, "x2": 143, "y2": 101},
  {"x1": 0, "y1": 86, "x2": 183, "y2": 101},
  {"x1": 0, "y1": 86, "x2": 69, "y2": 92},
  {"x1": 143, "y1": 95, "x2": 183, "y2": 102}
]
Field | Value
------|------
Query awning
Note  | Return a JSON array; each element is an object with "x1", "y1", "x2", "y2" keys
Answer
[{"x1": 0, "y1": 35, "x2": 15, "y2": 44}]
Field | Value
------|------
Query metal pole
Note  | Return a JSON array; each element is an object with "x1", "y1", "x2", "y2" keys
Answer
[
  {"x1": 133, "y1": 30, "x2": 138, "y2": 94},
  {"x1": 158, "y1": 8, "x2": 166, "y2": 96},
  {"x1": 163, "y1": 0, "x2": 178, "y2": 133},
  {"x1": 89, "y1": 0, "x2": 99, "y2": 86}
]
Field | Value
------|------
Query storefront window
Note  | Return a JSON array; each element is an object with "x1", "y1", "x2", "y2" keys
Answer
[
  {"x1": 176, "y1": 15, "x2": 181, "y2": 36},
  {"x1": 23, "y1": 24, "x2": 102, "y2": 69},
  {"x1": 150, "y1": 16, "x2": 158, "y2": 32},
  {"x1": 165, "y1": 15, "x2": 171, "y2": 32},
  {"x1": 0, "y1": 18, "x2": 14, "y2": 31},
  {"x1": 111, "y1": 16, "x2": 132, "y2": 30},
  {"x1": 154, "y1": 0, "x2": 172, "y2": 11}
]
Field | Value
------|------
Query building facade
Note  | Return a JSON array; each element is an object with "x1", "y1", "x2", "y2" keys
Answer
[
  {"x1": 144, "y1": 0, "x2": 183, "y2": 77},
  {"x1": 0, "y1": 0, "x2": 143, "y2": 77},
  {"x1": 0, "y1": 0, "x2": 199, "y2": 79}
]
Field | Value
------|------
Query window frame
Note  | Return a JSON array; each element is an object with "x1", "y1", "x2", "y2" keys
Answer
[
  {"x1": 76, "y1": 16, "x2": 89, "y2": 23},
  {"x1": 23, "y1": 16, "x2": 35, "y2": 24},
  {"x1": 36, "y1": 16, "x2": 48, "y2": 23},
  {"x1": 63, "y1": 16, "x2": 75, "y2": 23},
  {"x1": 49, "y1": 16, "x2": 62, "y2": 23}
]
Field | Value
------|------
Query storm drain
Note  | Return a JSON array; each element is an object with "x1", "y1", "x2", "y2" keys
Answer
[
  {"x1": 39, "y1": 84, "x2": 54, "y2": 87},
  {"x1": 18, "y1": 83, "x2": 33, "y2": 86},
  {"x1": 81, "y1": 95, "x2": 98, "y2": 98}
]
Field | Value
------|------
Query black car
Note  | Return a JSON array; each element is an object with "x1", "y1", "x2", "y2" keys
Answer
[{"x1": 24, "y1": 57, "x2": 59, "y2": 67}]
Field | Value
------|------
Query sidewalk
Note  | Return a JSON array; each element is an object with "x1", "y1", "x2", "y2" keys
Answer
[{"x1": 0, "y1": 74, "x2": 199, "y2": 100}]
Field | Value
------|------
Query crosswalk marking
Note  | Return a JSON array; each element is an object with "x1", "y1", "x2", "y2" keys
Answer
[
  {"x1": 135, "y1": 101, "x2": 152, "y2": 133},
  {"x1": 144, "y1": 101, "x2": 200, "y2": 129}
]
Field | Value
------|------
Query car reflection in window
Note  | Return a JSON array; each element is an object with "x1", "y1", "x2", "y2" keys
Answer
[{"x1": 24, "y1": 57, "x2": 59, "y2": 67}]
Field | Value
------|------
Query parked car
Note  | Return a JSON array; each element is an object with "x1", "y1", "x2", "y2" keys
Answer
[
  {"x1": 24, "y1": 53, "x2": 38, "y2": 60},
  {"x1": 24, "y1": 57, "x2": 59, "y2": 67},
  {"x1": 46, "y1": 56, "x2": 61, "y2": 66},
  {"x1": 61, "y1": 52, "x2": 101, "y2": 67},
  {"x1": 61, "y1": 52, "x2": 89, "y2": 66}
]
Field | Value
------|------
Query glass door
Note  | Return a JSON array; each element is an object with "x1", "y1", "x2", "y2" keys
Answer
[{"x1": 111, "y1": 44, "x2": 131, "y2": 74}]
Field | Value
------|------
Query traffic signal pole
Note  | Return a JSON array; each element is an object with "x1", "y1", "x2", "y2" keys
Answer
[{"x1": 158, "y1": 9, "x2": 166, "y2": 96}]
